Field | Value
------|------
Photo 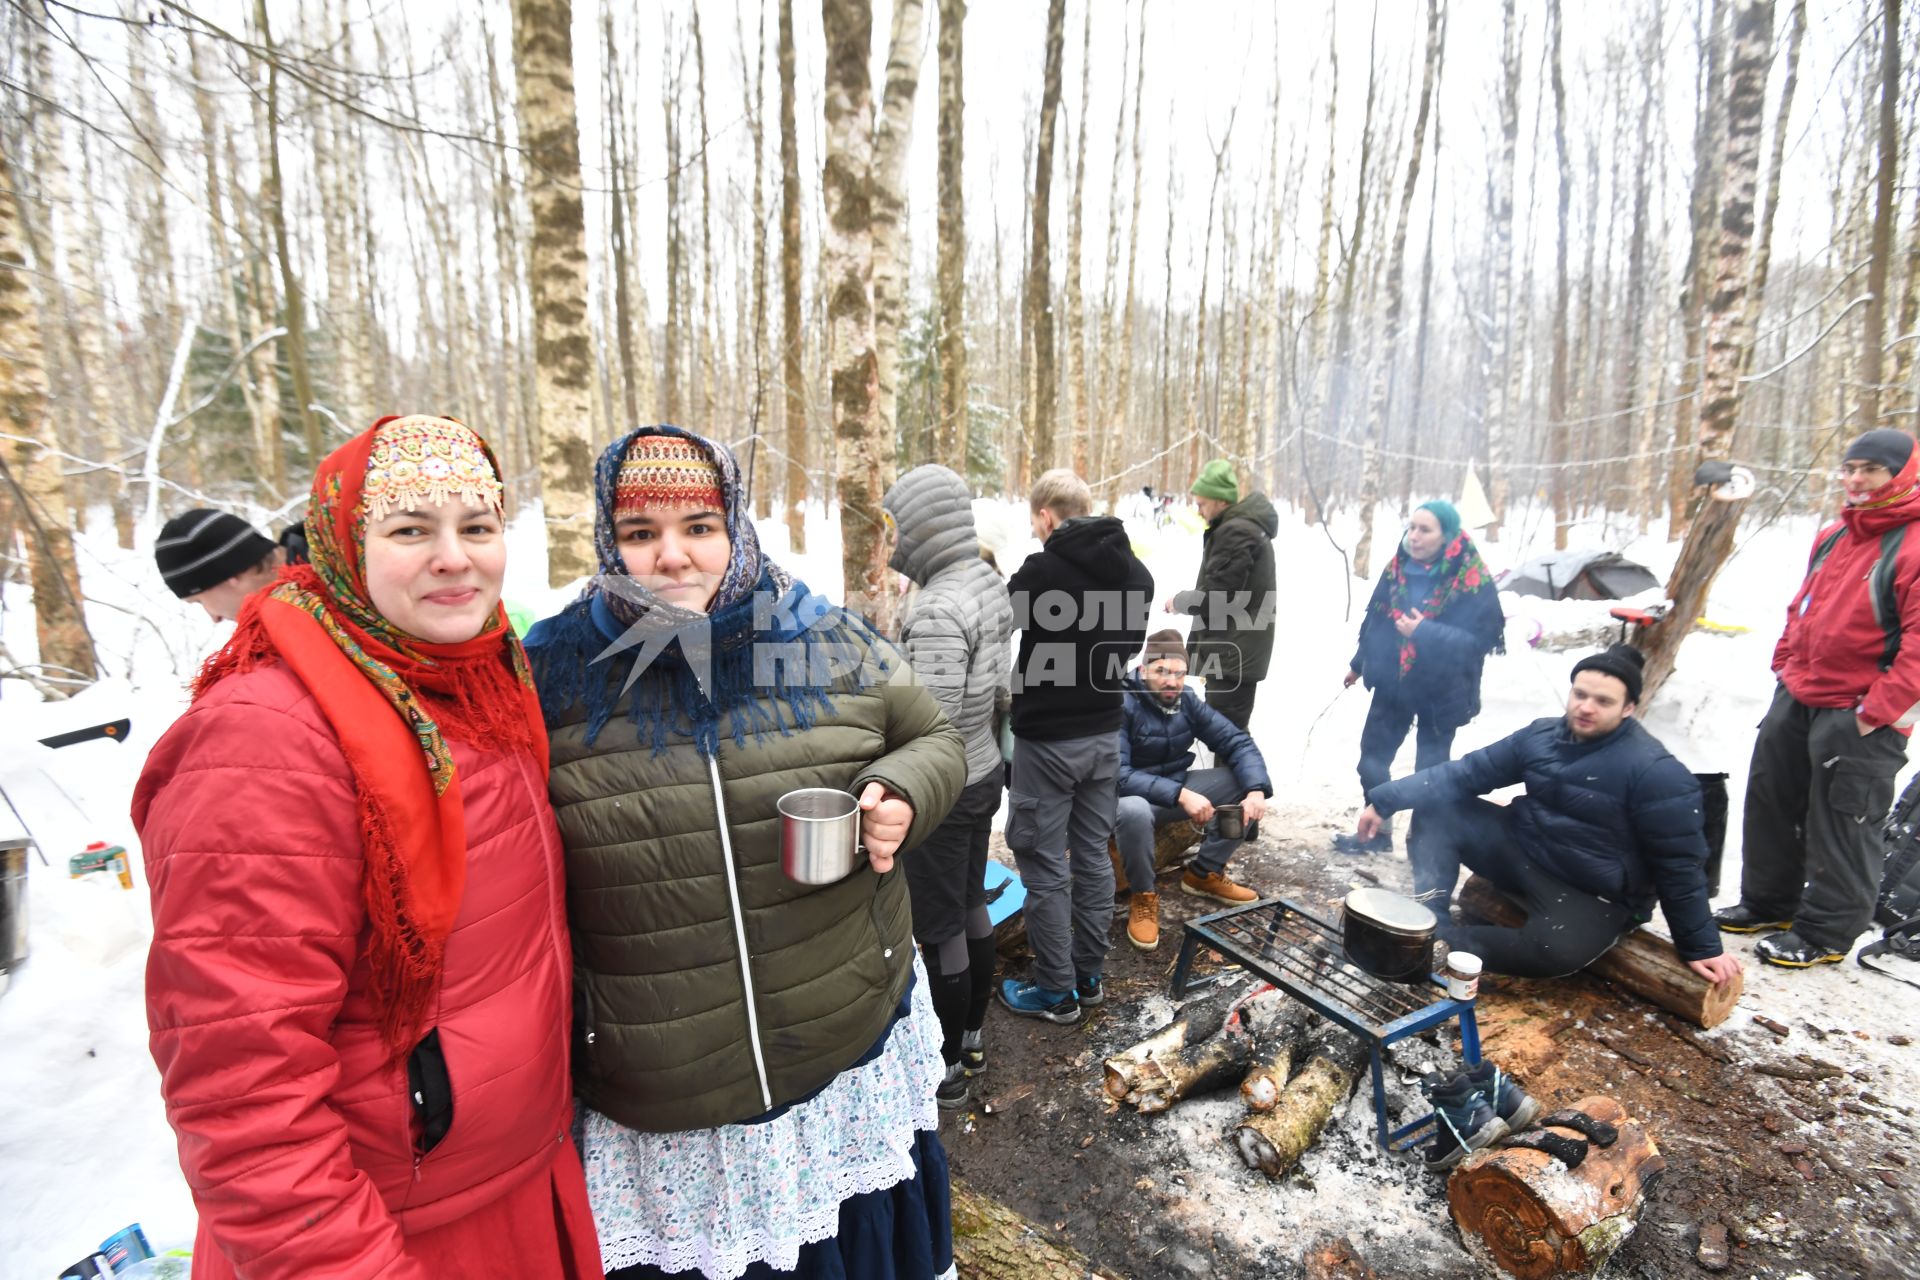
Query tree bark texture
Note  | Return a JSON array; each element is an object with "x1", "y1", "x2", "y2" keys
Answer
[
  {"x1": 821, "y1": 0, "x2": 891, "y2": 625},
  {"x1": 254, "y1": 0, "x2": 321, "y2": 470},
  {"x1": 949, "y1": 1178, "x2": 1109, "y2": 1279},
  {"x1": 1546, "y1": 0, "x2": 1573, "y2": 552},
  {"x1": 1668, "y1": 0, "x2": 1730, "y2": 537},
  {"x1": 934, "y1": 0, "x2": 968, "y2": 474},
  {"x1": 1, "y1": 132, "x2": 97, "y2": 683},
  {"x1": 1856, "y1": 0, "x2": 1901, "y2": 429},
  {"x1": 1232, "y1": 1027, "x2": 1367, "y2": 1180},
  {"x1": 779, "y1": 0, "x2": 808, "y2": 552},
  {"x1": 872, "y1": 0, "x2": 927, "y2": 468},
  {"x1": 1641, "y1": 0, "x2": 1774, "y2": 704},
  {"x1": 510, "y1": 0, "x2": 598, "y2": 584},
  {"x1": 1023, "y1": 0, "x2": 1065, "y2": 473}
]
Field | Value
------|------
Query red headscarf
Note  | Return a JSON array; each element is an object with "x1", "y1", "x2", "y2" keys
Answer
[{"x1": 195, "y1": 416, "x2": 545, "y2": 1060}]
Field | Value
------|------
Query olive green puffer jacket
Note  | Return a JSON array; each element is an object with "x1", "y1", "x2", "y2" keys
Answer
[{"x1": 544, "y1": 630, "x2": 966, "y2": 1134}]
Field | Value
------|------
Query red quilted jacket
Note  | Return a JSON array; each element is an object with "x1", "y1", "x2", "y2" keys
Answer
[
  {"x1": 1774, "y1": 455, "x2": 1920, "y2": 730},
  {"x1": 133, "y1": 662, "x2": 576, "y2": 1279}
]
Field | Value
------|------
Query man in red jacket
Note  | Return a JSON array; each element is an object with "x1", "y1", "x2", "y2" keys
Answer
[{"x1": 1718, "y1": 429, "x2": 1920, "y2": 967}]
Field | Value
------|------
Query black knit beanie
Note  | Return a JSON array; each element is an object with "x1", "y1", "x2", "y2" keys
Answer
[
  {"x1": 1571, "y1": 643, "x2": 1645, "y2": 704},
  {"x1": 155, "y1": 509, "x2": 277, "y2": 598},
  {"x1": 1843, "y1": 429, "x2": 1916, "y2": 474}
]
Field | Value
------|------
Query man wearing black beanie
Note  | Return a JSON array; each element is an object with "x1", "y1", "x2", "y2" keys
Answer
[
  {"x1": 155, "y1": 509, "x2": 282, "y2": 622},
  {"x1": 1718, "y1": 428, "x2": 1920, "y2": 968},
  {"x1": 1355, "y1": 645, "x2": 1741, "y2": 986}
]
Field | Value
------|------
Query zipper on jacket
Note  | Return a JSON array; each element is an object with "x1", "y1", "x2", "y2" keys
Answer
[{"x1": 706, "y1": 756, "x2": 775, "y2": 1113}]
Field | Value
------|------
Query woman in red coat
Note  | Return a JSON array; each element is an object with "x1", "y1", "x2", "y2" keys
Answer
[{"x1": 133, "y1": 416, "x2": 600, "y2": 1279}]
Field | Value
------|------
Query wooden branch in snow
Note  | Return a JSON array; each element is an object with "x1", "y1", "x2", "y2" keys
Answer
[{"x1": 139, "y1": 311, "x2": 205, "y2": 537}]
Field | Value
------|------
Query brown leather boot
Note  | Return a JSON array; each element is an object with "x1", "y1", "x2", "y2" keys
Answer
[{"x1": 1127, "y1": 892, "x2": 1161, "y2": 951}]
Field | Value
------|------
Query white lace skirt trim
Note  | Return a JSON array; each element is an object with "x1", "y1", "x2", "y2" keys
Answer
[{"x1": 582, "y1": 956, "x2": 945, "y2": 1279}]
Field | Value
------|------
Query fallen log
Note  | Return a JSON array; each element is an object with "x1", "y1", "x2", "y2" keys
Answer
[
  {"x1": 1446, "y1": 1095, "x2": 1664, "y2": 1279},
  {"x1": 1233, "y1": 1026, "x2": 1367, "y2": 1179},
  {"x1": 1240, "y1": 999, "x2": 1319, "y2": 1112},
  {"x1": 1106, "y1": 819, "x2": 1206, "y2": 888},
  {"x1": 949, "y1": 1177, "x2": 1113, "y2": 1279},
  {"x1": 1456, "y1": 874, "x2": 1742, "y2": 1029},
  {"x1": 1103, "y1": 982, "x2": 1270, "y2": 1112}
]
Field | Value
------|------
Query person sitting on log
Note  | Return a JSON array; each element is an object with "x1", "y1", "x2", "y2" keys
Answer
[
  {"x1": 1114, "y1": 629, "x2": 1272, "y2": 951},
  {"x1": 1353, "y1": 644, "x2": 1742, "y2": 986}
]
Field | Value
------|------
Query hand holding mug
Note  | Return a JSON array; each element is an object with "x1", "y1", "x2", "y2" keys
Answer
[{"x1": 858, "y1": 781, "x2": 914, "y2": 872}]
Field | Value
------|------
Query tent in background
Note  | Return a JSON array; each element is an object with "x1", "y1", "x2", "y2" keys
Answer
[{"x1": 1504, "y1": 549, "x2": 1661, "y2": 600}]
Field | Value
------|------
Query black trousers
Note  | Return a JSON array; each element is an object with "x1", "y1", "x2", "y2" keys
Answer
[
  {"x1": 1409, "y1": 799, "x2": 1637, "y2": 978},
  {"x1": 1358, "y1": 690, "x2": 1457, "y2": 804},
  {"x1": 1741, "y1": 684, "x2": 1908, "y2": 952},
  {"x1": 1205, "y1": 680, "x2": 1258, "y2": 732}
]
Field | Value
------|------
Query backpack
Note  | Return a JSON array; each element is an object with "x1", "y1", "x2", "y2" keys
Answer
[
  {"x1": 1806, "y1": 523, "x2": 1908, "y2": 672},
  {"x1": 1861, "y1": 773, "x2": 1920, "y2": 988}
]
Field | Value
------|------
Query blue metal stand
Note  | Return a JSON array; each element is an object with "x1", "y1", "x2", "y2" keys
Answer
[{"x1": 1169, "y1": 897, "x2": 1483, "y2": 1151}]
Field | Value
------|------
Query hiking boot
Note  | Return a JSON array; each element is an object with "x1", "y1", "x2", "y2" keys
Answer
[
  {"x1": 1332, "y1": 831, "x2": 1394, "y2": 856},
  {"x1": 959, "y1": 1028, "x2": 987, "y2": 1076},
  {"x1": 1077, "y1": 972, "x2": 1105, "y2": 1007},
  {"x1": 1754, "y1": 929, "x2": 1846, "y2": 968},
  {"x1": 1181, "y1": 868, "x2": 1259, "y2": 906},
  {"x1": 1714, "y1": 902, "x2": 1793, "y2": 934},
  {"x1": 997, "y1": 979, "x2": 1082, "y2": 1025},
  {"x1": 1127, "y1": 892, "x2": 1161, "y2": 951},
  {"x1": 1462, "y1": 1059, "x2": 1541, "y2": 1132},
  {"x1": 1421, "y1": 1071, "x2": 1505, "y2": 1171},
  {"x1": 935, "y1": 1061, "x2": 971, "y2": 1111}
]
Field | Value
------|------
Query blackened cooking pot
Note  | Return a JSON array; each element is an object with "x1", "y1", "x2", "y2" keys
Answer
[{"x1": 1341, "y1": 887, "x2": 1437, "y2": 984}]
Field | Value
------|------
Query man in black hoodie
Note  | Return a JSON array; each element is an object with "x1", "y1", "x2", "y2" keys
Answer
[{"x1": 1000, "y1": 469, "x2": 1155, "y2": 1024}]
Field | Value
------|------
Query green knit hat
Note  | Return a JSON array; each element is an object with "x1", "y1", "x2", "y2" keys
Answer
[{"x1": 1191, "y1": 460, "x2": 1239, "y2": 503}]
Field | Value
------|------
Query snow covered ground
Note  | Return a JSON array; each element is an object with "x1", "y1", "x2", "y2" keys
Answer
[{"x1": 2, "y1": 491, "x2": 1915, "y2": 1278}]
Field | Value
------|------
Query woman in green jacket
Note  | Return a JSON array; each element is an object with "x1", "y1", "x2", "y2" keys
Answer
[{"x1": 525, "y1": 426, "x2": 967, "y2": 1280}]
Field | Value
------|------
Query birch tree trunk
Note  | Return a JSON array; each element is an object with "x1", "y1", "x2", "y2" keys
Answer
[
  {"x1": 1486, "y1": 0, "x2": 1520, "y2": 539},
  {"x1": 740, "y1": 1, "x2": 774, "y2": 518},
  {"x1": 1355, "y1": 0, "x2": 1443, "y2": 579},
  {"x1": 1641, "y1": 0, "x2": 1774, "y2": 704},
  {"x1": 1023, "y1": 0, "x2": 1065, "y2": 474},
  {"x1": 821, "y1": 0, "x2": 890, "y2": 625},
  {"x1": 254, "y1": 0, "x2": 321, "y2": 468},
  {"x1": 1668, "y1": 0, "x2": 1730, "y2": 538},
  {"x1": 510, "y1": 0, "x2": 598, "y2": 584},
  {"x1": 1064, "y1": 1, "x2": 1092, "y2": 478},
  {"x1": 1855, "y1": 0, "x2": 1901, "y2": 430},
  {"x1": 1624, "y1": 3, "x2": 1662, "y2": 532},
  {"x1": 1546, "y1": 0, "x2": 1573, "y2": 551},
  {"x1": 1305, "y1": 14, "x2": 1340, "y2": 524},
  {"x1": 872, "y1": 0, "x2": 927, "y2": 465},
  {"x1": 934, "y1": 0, "x2": 968, "y2": 474},
  {"x1": 780, "y1": 0, "x2": 807, "y2": 552},
  {"x1": 2, "y1": 134, "x2": 97, "y2": 683}
]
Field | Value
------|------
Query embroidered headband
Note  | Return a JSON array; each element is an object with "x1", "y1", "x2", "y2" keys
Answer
[
  {"x1": 616, "y1": 433, "x2": 725, "y2": 514},
  {"x1": 362, "y1": 415, "x2": 503, "y2": 522}
]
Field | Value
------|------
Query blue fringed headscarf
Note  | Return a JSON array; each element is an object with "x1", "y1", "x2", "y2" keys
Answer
[{"x1": 525, "y1": 425, "x2": 888, "y2": 755}]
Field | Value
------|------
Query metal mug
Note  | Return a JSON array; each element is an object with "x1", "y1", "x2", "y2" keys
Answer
[
  {"x1": 1213, "y1": 803, "x2": 1245, "y2": 841},
  {"x1": 778, "y1": 788, "x2": 868, "y2": 885}
]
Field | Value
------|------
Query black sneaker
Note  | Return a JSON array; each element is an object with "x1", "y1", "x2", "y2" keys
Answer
[
  {"x1": 1421, "y1": 1071, "x2": 1505, "y2": 1171},
  {"x1": 1462, "y1": 1059, "x2": 1541, "y2": 1132},
  {"x1": 1714, "y1": 902, "x2": 1793, "y2": 934},
  {"x1": 959, "y1": 1029, "x2": 987, "y2": 1076},
  {"x1": 1754, "y1": 929, "x2": 1846, "y2": 968},
  {"x1": 997, "y1": 979, "x2": 1082, "y2": 1025},
  {"x1": 935, "y1": 1062, "x2": 971, "y2": 1110},
  {"x1": 1332, "y1": 831, "x2": 1393, "y2": 856},
  {"x1": 1077, "y1": 972, "x2": 1105, "y2": 1007}
]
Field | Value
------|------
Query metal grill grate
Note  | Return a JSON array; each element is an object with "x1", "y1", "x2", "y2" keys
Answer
[{"x1": 1188, "y1": 898, "x2": 1444, "y2": 1038}]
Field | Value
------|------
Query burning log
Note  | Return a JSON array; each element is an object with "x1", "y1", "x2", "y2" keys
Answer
[
  {"x1": 1446, "y1": 1096, "x2": 1664, "y2": 1279},
  {"x1": 1103, "y1": 983, "x2": 1272, "y2": 1112},
  {"x1": 1232, "y1": 1026, "x2": 1368, "y2": 1179},
  {"x1": 1455, "y1": 874, "x2": 1742, "y2": 1029}
]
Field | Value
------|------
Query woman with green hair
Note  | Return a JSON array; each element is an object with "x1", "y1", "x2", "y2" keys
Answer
[{"x1": 1335, "y1": 500, "x2": 1504, "y2": 857}]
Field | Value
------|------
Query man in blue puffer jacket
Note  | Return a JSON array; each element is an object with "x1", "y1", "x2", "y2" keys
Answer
[
  {"x1": 1356, "y1": 645, "x2": 1742, "y2": 985},
  {"x1": 1114, "y1": 630, "x2": 1273, "y2": 950}
]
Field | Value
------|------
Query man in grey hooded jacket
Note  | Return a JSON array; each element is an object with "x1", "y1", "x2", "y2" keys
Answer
[{"x1": 883, "y1": 464, "x2": 1014, "y2": 1110}]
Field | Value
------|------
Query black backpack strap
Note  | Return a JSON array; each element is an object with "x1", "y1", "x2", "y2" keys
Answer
[
  {"x1": 1870, "y1": 524, "x2": 1907, "y2": 671},
  {"x1": 1857, "y1": 915, "x2": 1920, "y2": 990},
  {"x1": 1807, "y1": 525, "x2": 1848, "y2": 572}
]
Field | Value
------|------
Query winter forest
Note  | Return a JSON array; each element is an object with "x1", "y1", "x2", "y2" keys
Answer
[{"x1": 2, "y1": 0, "x2": 1915, "y2": 701}]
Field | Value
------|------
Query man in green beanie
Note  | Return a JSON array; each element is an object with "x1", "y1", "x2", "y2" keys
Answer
[{"x1": 1166, "y1": 460, "x2": 1278, "y2": 731}]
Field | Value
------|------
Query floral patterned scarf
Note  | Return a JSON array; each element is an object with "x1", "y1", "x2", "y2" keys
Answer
[{"x1": 1375, "y1": 531, "x2": 1493, "y2": 675}]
